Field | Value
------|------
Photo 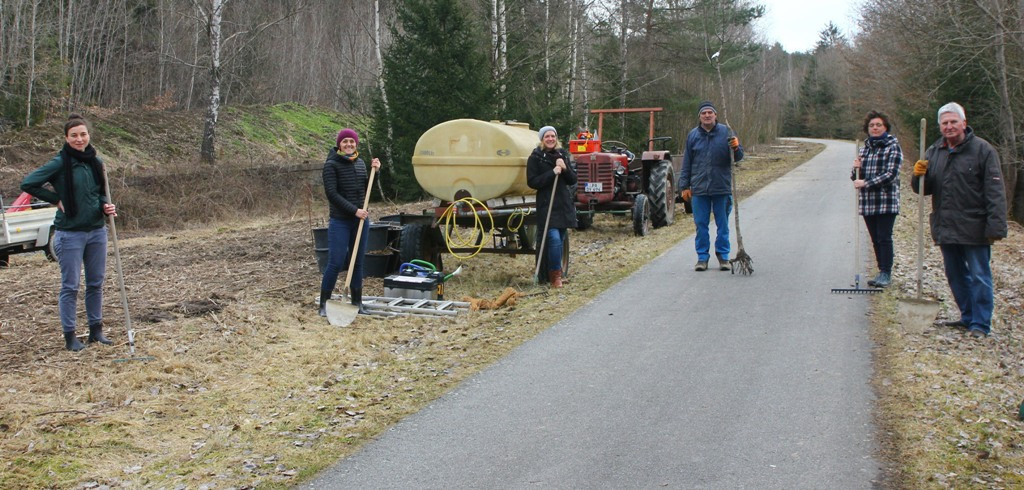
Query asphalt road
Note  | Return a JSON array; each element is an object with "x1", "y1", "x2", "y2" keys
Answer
[{"x1": 304, "y1": 138, "x2": 882, "y2": 489}]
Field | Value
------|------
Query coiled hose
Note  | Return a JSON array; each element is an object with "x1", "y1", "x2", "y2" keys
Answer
[{"x1": 436, "y1": 199, "x2": 533, "y2": 260}]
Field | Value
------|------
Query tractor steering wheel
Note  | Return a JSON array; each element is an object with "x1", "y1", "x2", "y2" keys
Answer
[{"x1": 601, "y1": 140, "x2": 634, "y2": 161}]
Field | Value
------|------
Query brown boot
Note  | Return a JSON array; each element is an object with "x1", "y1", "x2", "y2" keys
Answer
[{"x1": 548, "y1": 270, "x2": 563, "y2": 288}]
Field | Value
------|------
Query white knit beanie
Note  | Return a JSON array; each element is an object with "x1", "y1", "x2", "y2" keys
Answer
[{"x1": 538, "y1": 126, "x2": 557, "y2": 141}]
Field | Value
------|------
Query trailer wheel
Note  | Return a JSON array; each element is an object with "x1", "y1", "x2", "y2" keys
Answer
[
  {"x1": 561, "y1": 232, "x2": 571, "y2": 277},
  {"x1": 399, "y1": 223, "x2": 443, "y2": 270},
  {"x1": 576, "y1": 211, "x2": 593, "y2": 230},
  {"x1": 517, "y1": 224, "x2": 537, "y2": 252},
  {"x1": 632, "y1": 194, "x2": 651, "y2": 236},
  {"x1": 45, "y1": 228, "x2": 57, "y2": 262},
  {"x1": 534, "y1": 230, "x2": 570, "y2": 283},
  {"x1": 0, "y1": 251, "x2": 8, "y2": 268},
  {"x1": 648, "y1": 160, "x2": 675, "y2": 228}
]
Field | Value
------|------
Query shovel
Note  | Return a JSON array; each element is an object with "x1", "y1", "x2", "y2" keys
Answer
[
  {"x1": 897, "y1": 118, "x2": 940, "y2": 331},
  {"x1": 325, "y1": 166, "x2": 377, "y2": 327}
]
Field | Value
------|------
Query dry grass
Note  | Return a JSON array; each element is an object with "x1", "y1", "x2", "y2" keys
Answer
[
  {"x1": 871, "y1": 169, "x2": 1024, "y2": 488},
  {"x1": 0, "y1": 141, "x2": 822, "y2": 488}
]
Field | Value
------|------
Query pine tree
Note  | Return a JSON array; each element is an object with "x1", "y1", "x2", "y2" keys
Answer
[
  {"x1": 372, "y1": 0, "x2": 495, "y2": 198},
  {"x1": 781, "y1": 24, "x2": 849, "y2": 139}
]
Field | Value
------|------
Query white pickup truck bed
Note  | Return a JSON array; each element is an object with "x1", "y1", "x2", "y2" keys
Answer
[{"x1": 1, "y1": 206, "x2": 58, "y2": 265}]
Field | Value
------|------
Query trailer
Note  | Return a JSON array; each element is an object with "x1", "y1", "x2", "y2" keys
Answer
[{"x1": 384, "y1": 119, "x2": 569, "y2": 279}]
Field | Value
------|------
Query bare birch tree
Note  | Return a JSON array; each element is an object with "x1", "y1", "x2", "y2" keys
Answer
[
  {"x1": 192, "y1": 0, "x2": 226, "y2": 163},
  {"x1": 24, "y1": 0, "x2": 37, "y2": 127},
  {"x1": 374, "y1": 0, "x2": 397, "y2": 185}
]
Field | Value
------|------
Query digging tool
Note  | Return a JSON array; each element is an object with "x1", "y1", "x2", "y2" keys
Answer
[
  {"x1": 897, "y1": 118, "x2": 940, "y2": 330},
  {"x1": 325, "y1": 165, "x2": 378, "y2": 326},
  {"x1": 832, "y1": 141, "x2": 882, "y2": 295},
  {"x1": 533, "y1": 172, "x2": 559, "y2": 285},
  {"x1": 710, "y1": 52, "x2": 752, "y2": 274},
  {"x1": 100, "y1": 164, "x2": 155, "y2": 362}
]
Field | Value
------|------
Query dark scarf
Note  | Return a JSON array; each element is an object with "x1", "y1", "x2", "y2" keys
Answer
[
  {"x1": 543, "y1": 147, "x2": 563, "y2": 164},
  {"x1": 59, "y1": 143, "x2": 105, "y2": 218}
]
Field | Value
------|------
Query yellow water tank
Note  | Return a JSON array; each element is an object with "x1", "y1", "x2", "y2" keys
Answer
[{"x1": 412, "y1": 119, "x2": 540, "y2": 202}]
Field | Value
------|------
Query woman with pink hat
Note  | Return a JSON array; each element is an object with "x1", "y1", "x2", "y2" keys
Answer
[{"x1": 318, "y1": 128, "x2": 381, "y2": 316}]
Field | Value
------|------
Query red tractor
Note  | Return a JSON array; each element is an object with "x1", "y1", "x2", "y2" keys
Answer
[{"x1": 570, "y1": 107, "x2": 679, "y2": 236}]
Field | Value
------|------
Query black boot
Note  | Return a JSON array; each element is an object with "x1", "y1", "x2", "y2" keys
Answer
[
  {"x1": 88, "y1": 322, "x2": 112, "y2": 345},
  {"x1": 64, "y1": 331, "x2": 86, "y2": 352},
  {"x1": 318, "y1": 290, "x2": 331, "y2": 317},
  {"x1": 351, "y1": 288, "x2": 370, "y2": 315}
]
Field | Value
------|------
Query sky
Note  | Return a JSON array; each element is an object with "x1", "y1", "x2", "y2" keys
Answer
[{"x1": 757, "y1": 0, "x2": 864, "y2": 53}]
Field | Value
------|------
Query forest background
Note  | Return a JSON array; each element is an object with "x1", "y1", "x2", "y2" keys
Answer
[{"x1": 0, "y1": 0, "x2": 1021, "y2": 223}]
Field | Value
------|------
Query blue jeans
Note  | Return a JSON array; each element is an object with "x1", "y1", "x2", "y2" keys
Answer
[
  {"x1": 319, "y1": 217, "x2": 370, "y2": 295},
  {"x1": 545, "y1": 228, "x2": 566, "y2": 271},
  {"x1": 53, "y1": 228, "x2": 108, "y2": 332},
  {"x1": 939, "y1": 244, "x2": 993, "y2": 334},
  {"x1": 691, "y1": 194, "x2": 732, "y2": 262}
]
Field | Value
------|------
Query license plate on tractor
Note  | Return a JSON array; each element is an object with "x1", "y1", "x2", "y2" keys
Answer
[{"x1": 584, "y1": 182, "x2": 603, "y2": 192}]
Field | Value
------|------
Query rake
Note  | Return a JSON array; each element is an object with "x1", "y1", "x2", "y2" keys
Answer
[{"x1": 831, "y1": 140, "x2": 882, "y2": 295}]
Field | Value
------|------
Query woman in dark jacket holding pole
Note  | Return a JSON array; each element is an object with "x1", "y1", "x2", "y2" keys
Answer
[
  {"x1": 318, "y1": 128, "x2": 381, "y2": 316},
  {"x1": 851, "y1": 110, "x2": 903, "y2": 288},
  {"x1": 527, "y1": 126, "x2": 577, "y2": 287},
  {"x1": 21, "y1": 114, "x2": 117, "y2": 351}
]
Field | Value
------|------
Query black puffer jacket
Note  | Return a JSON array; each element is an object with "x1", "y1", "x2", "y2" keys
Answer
[
  {"x1": 911, "y1": 127, "x2": 1008, "y2": 245},
  {"x1": 527, "y1": 147, "x2": 578, "y2": 230},
  {"x1": 322, "y1": 148, "x2": 368, "y2": 220}
]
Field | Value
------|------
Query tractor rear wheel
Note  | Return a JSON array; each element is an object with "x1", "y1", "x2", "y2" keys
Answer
[
  {"x1": 648, "y1": 160, "x2": 675, "y2": 228},
  {"x1": 399, "y1": 223, "x2": 443, "y2": 270},
  {"x1": 632, "y1": 194, "x2": 651, "y2": 236}
]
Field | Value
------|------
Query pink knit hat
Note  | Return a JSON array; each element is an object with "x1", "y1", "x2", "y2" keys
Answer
[{"x1": 336, "y1": 128, "x2": 359, "y2": 146}]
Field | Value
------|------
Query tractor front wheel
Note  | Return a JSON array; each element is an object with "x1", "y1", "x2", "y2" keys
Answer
[
  {"x1": 648, "y1": 160, "x2": 675, "y2": 228},
  {"x1": 576, "y1": 211, "x2": 593, "y2": 230},
  {"x1": 632, "y1": 194, "x2": 651, "y2": 236}
]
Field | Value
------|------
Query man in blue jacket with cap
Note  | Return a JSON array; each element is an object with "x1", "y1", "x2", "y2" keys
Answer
[{"x1": 678, "y1": 101, "x2": 743, "y2": 271}]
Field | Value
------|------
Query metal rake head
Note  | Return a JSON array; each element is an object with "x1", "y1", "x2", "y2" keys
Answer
[{"x1": 830, "y1": 287, "x2": 883, "y2": 295}]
